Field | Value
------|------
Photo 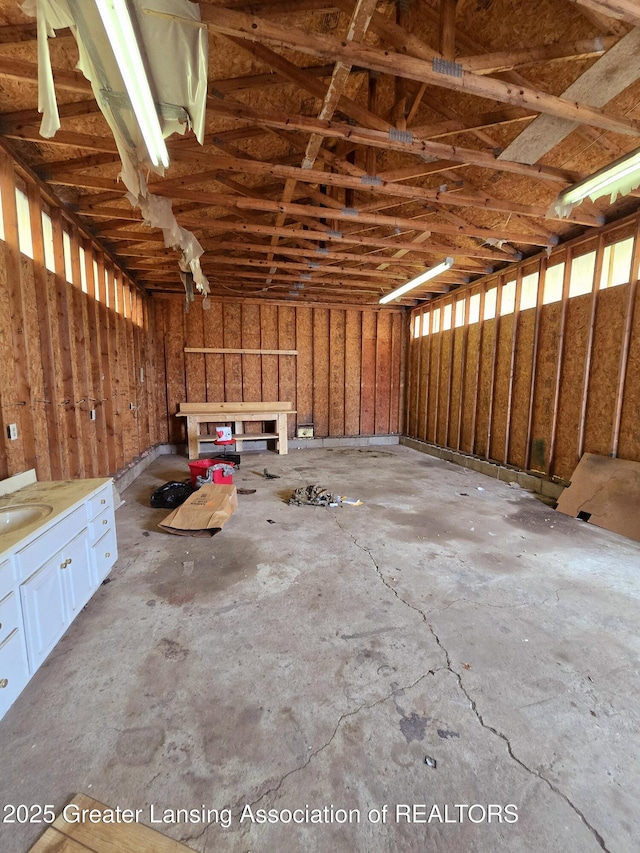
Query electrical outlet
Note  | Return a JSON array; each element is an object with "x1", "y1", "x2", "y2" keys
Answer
[
  {"x1": 7, "y1": 423, "x2": 18, "y2": 440},
  {"x1": 89, "y1": 409, "x2": 96, "y2": 421},
  {"x1": 129, "y1": 402, "x2": 135, "y2": 410}
]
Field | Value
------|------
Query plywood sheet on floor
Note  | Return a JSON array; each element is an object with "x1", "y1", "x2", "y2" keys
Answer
[
  {"x1": 29, "y1": 794, "x2": 194, "y2": 853},
  {"x1": 556, "y1": 452, "x2": 640, "y2": 542}
]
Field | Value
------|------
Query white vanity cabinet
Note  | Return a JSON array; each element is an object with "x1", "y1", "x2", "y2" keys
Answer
[
  {"x1": 0, "y1": 479, "x2": 118, "y2": 721},
  {"x1": 0, "y1": 559, "x2": 30, "y2": 719}
]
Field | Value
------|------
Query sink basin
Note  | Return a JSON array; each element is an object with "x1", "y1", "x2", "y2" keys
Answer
[{"x1": 0, "y1": 503, "x2": 53, "y2": 534}]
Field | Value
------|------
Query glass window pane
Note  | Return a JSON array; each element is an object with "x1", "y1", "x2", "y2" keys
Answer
[
  {"x1": 569, "y1": 251, "x2": 595, "y2": 297},
  {"x1": 63, "y1": 232, "x2": 73, "y2": 282},
  {"x1": 484, "y1": 287, "x2": 497, "y2": 320},
  {"x1": 422, "y1": 311, "x2": 430, "y2": 336},
  {"x1": 469, "y1": 293, "x2": 480, "y2": 324},
  {"x1": 79, "y1": 246, "x2": 87, "y2": 292},
  {"x1": 413, "y1": 314, "x2": 420, "y2": 338},
  {"x1": 501, "y1": 279, "x2": 516, "y2": 315},
  {"x1": 454, "y1": 299, "x2": 465, "y2": 328},
  {"x1": 41, "y1": 212, "x2": 55, "y2": 273},
  {"x1": 442, "y1": 303, "x2": 452, "y2": 331},
  {"x1": 15, "y1": 188, "x2": 33, "y2": 259},
  {"x1": 543, "y1": 263, "x2": 564, "y2": 304},
  {"x1": 601, "y1": 236, "x2": 634, "y2": 289},
  {"x1": 432, "y1": 307, "x2": 440, "y2": 333},
  {"x1": 520, "y1": 272, "x2": 538, "y2": 310}
]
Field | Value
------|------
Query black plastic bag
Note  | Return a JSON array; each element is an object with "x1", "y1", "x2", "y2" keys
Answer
[{"x1": 150, "y1": 480, "x2": 196, "y2": 509}]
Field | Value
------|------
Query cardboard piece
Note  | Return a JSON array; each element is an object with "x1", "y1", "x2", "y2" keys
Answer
[
  {"x1": 556, "y1": 453, "x2": 640, "y2": 543},
  {"x1": 159, "y1": 484, "x2": 238, "y2": 537}
]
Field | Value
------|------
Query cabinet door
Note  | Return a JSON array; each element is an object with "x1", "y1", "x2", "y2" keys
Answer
[
  {"x1": 0, "y1": 628, "x2": 30, "y2": 719},
  {"x1": 61, "y1": 529, "x2": 92, "y2": 615},
  {"x1": 21, "y1": 555, "x2": 67, "y2": 671}
]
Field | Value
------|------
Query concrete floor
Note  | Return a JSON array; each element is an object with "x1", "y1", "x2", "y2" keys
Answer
[{"x1": 1, "y1": 445, "x2": 639, "y2": 853}]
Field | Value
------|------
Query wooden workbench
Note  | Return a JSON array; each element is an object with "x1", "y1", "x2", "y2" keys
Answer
[{"x1": 176, "y1": 402, "x2": 296, "y2": 459}]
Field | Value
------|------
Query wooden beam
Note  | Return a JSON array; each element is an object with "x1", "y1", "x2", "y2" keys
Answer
[
  {"x1": 200, "y1": 6, "x2": 640, "y2": 137},
  {"x1": 547, "y1": 250, "x2": 573, "y2": 477},
  {"x1": 49, "y1": 155, "x2": 599, "y2": 225},
  {"x1": 185, "y1": 347, "x2": 298, "y2": 355},
  {"x1": 458, "y1": 36, "x2": 618, "y2": 74},
  {"x1": 0, "y1": 57, "x2": 92, "y2": 93},
  {"x1": 440, "y1": 0, "x2": 458, "y2": 62},
  {"x1": 577, "y1": 235, "x2": 605, "y2": 460},
  {"x1": 208, "y1": 98, "x2": 581, "y2": 184},
  {"x1": 568, "y1": 0, "x2": 640, "y2": 27},
  {"x1": 500, "y1": 27, "x2": 640, "y2": 165}
]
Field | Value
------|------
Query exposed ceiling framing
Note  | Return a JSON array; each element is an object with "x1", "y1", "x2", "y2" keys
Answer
[{"x1": 0, "y1": 0, "x2": 639, "y2": 304}]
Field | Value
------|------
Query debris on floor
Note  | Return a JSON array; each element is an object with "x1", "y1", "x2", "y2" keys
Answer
[
  {"x1": 340, "y1": 496, "x2": 363, "y2": 506},
  {"x1": 289, "y1": 484, "x2": 341, "y2": 507},
  {"x1": 159, "y1": 484, "x2": 238, "y2": 536},
  {"x1": 195, "y1": 462, "x2": 235, "y2": 487},
  {"x1": 150, "y1": 480, "x2": 195, "y2": 508},
  {"x1": 424, "y1": 755, "x2": 437, "y2": 769},
  {"x1": 263, "y1": 468, "x2": 280, "y2": 479},
  {"x1": 237, "y1": 488, "x2": 257, "y2": 495}
]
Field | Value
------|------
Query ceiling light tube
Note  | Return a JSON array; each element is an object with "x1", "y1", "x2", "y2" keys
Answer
[
  {"x1": 379, "y1": 258, "x2": 454, "y2": 304},
  {"x1": 556, "y1": 146, "x2": 640, "y2": 209},
  {"x1": 95, "y1": 0, "x2": 169, "y2": 168}
]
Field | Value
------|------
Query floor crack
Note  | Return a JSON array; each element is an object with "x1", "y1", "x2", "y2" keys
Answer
[
  {"x1": 182, "y1": 669, "x2": 439, "y2": 848},
  {"x1": 333, "y1": 515, "x2": 611, "y2": 853}
]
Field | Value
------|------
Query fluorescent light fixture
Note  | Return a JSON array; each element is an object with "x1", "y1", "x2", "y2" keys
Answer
[
  {"x1": 379, "y1": 258, "x2": 454, "y2": 304},
  {"x1": 95, "y1": 0, "x2": 169, "y2": 168},
  {"x1": 555, "y1": 146, "x2": 640, "y2": 211}
]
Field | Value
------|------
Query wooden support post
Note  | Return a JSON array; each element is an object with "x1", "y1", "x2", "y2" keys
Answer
[
  {"x1": 412, "y1": 310, "x2": 423, "y2": 438},
  {"x1": 504, "y1": 268, "x2": 523, "y2": 465},
  {"x1": 456, "y1": 291, "x2": 470, "y2": 451},
  {"x1": 610, "y1": 223, "x2": 640, "y2": 457},
  {"x1": 70, "y1": 232, "x2": 95, "y2": 476},
  {"x1": 577, "y1": 236, "x2": 605, "y2": 460},
  {"x1": 27, "y1": 185, "x2": 63, "y2": 479},
  {"x1": 96, "y1": 256, "x2": 117, "y2": 475},
  {"x1": 470, "y1": 284, "x2": 486, "y2": 456},
  {"x1": 548, "y1": 249, "x2": 573, "y2": 477},
  {"x1": 421, "y1": 308, "x2": 434, "y2": 441},
  {"x1": 485, "y1": 277, "x2": 503, "y2": 460},
  {"x1": 524, "y1": 259, "x2": 546, "y2": 471},
  {"x1": 440, "y1": 0, "x2": 459, "y2": 61}
]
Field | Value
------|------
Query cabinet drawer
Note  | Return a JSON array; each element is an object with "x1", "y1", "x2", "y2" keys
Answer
[
  {"x1": 0, "y1": 558, "x2": 15, "y2": 601},
  {"x1": 16, "y1": 505, "x2": 87, "y2": 583},
  {"x1": 0, "y1": 628, "x2": 30, "y2": 719},
  {"x1": 92, "y1": 526, "x2": 117, "y2": 584},
  {"x1": 90, "y1": 506, "x2": 115, "y2": 542},
  {"x1": 0, "y1": 591, "x2": 21, "y2": 646},
  {"x1": 87, "y1": 485, "x2": 112, "y2": 521}
]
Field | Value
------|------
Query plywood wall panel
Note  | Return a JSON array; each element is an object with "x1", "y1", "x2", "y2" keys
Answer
[
  {"x1": 508, "y1": 311, "x2": 535, "y2": 469},
  {"x1": 449, "y1": 328, "x2": 463, "y2": 448},
  {"x1": 203, "y1": 301, "x2": 225, "y2": 404},
  {"x1": 329, "y1": 309, "x2": 346, "y2": 436},
  {"x1": 19, "y1": 256, "x2": 51, "y2": 480},
  {"x1": 375, "y1": 311, "x2": 391, "y2": 435},
  {"x1": 553, "y1": 295, "x2": 591, "y2": 480},
  {"x1": 222, "y1": 302, "x2": 243, "y2": 402},
  {"x1": 278, "y1": 306, "x2": 297, "y2": 437},
  {"x1": 460, "y1": 324, "x2": 480, "y2": 452},
  {"x1": 474, "y1": 320, "x2": 495, "y2": 458},
  {"x1": 261, "y1": 303, "x2": 280, "y2": 406},
  {"x1": 185, "y1": 301, "x2": 206, "y2": 403},
  {"x1": 165, "y1": 301, "x2": 186, "y2": 444},
  {"x1": 617, "y1": 286, "x2": 640, "y2": 462},
  {"x1": 0, "y1": 242, "x2": 23, "y2": 477},
  {"x1": 360, "y1": 311, "x2": 377, "y2": 436},
  {"x1": 406, "y1": 318, "x2": 420, "y2": 439},
  {"x1": 390, "y1": 312, "x2": 403, "y2": 435},
  {"x1": 312, "y1": 307, "x2": 330, "y2": 437},
  {"x1": 295, "y1": 307, "x2": 313, "y2": 426},
  {"x1": 583, "y1": 286, "x2": 627, "y2": 458},
  {"x1": 490, "y1": 315, "x2": 514, "y2": 463},
  {"x1": 344, "y1": 310, "x2": 361, "y2": 436}
]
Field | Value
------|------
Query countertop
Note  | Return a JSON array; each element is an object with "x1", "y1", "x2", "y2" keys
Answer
[{"x1": 0, "y1": 478, "x2": 111, "y2": 558}]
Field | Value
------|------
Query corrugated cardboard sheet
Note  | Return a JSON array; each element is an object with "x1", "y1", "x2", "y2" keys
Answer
[{"x1": 159, "y1": 484, "x2": 238, "y2": 536}]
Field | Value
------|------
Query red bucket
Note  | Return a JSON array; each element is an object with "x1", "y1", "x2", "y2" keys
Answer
[{"x1": 188, "y1": 458, "x2": 234, "y2": 486}]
